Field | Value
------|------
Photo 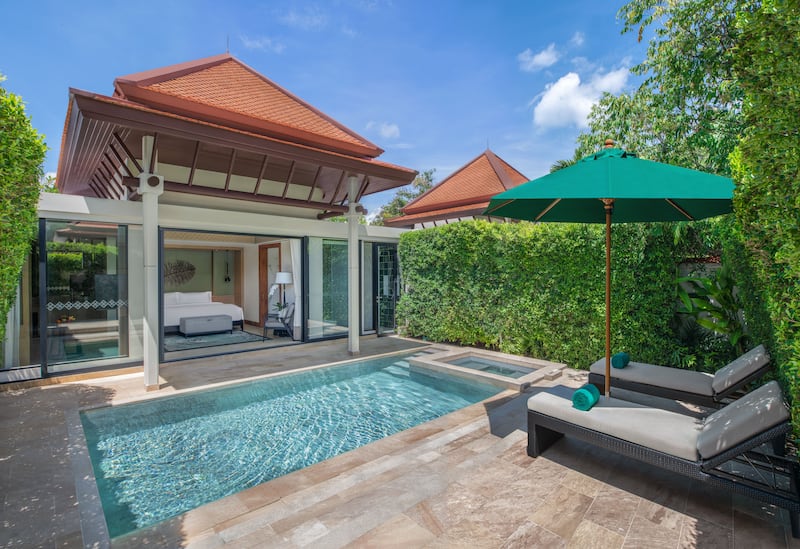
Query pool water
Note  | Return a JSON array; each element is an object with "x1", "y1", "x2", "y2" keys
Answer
[
  {"x1": 80, "y1": 353, "x2": 502, "y2": 538},
  {"x1": 450, "y1": 356, "x2": 528, "y2": 378}
]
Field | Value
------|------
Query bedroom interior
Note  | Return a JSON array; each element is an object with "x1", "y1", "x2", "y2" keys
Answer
[{"x1": 161, "y1": 229, "x2": 301, "y2": 358}]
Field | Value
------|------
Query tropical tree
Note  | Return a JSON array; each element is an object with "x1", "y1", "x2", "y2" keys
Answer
[
  {"x1": 371, "y1": 169, "x2": 435, "y2": 225},
  {"x1": 576, "y1": 0, "x2": 747, "y2": 172},
  {"x1": 0, "y1": 76, "x2": 47, "y2": 350}
]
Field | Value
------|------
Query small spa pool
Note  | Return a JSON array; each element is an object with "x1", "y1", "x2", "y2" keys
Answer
[
  {"x1": 449, "y1": 356, "x2": 529, "y2": 378},
  {"x1": 409, "y1": 346, "x2": 566, "y2": 391},
  {"x1": 80, "y1": 351, "x2": 503, "y2": 538}
]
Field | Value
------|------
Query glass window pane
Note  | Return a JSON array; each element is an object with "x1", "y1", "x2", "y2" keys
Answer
[
  {"x1": 44, "y1": 221, "x2": 128, "y2": 371},
  {"x1": 307, "y1": 238, "x2": 348, "y2": 339}
]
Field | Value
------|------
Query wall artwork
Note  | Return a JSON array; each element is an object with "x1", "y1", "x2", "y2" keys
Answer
[{"x1": 164, "y1": 259, "x2": 196, "y2": 286}]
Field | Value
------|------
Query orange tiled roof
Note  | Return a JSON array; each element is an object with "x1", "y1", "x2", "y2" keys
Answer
[
  {"x1": 402, "y1": 149, "x2": 528, "y2": 215},
  {"x1": 114, "y1": 54, "x2": 382, "y2": 158}
]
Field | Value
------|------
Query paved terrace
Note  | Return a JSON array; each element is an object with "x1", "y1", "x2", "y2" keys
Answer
[{"x1": 1, "y1": 336, "x2": 797, "y2": 548}]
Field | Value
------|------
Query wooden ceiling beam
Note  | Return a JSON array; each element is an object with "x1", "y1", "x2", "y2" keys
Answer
[
  {"x1": 108, "y1": 143, "x2": 134, "y2": 177},
  {"x1": 329, "y1": 171, "x2": 346, "y2": 204},
  {"x1": 113, "y1": 132, "x2": 143, "y2": 173},
  {"x1": 224, "y1": 148, "x2": 237, "y2": 191},
  {"x1": 281, "y1": 160, "x2": 296, "y2": 199},
  {"x1": 188, "y1": 141, "x2": 200, "y2": 186},
  {"x1": 307, "y1": 165, "x2": 322, "y2": 201},
  {"x1": 253, "y1": 154, "x2": 268, "y2": 195},
  {"x1": 356, "y1": 176, "x2": 369, "y2": 202},
  {"x1": 148, "y1": 132, "x2": 159, "y2": 173},
  {"x1": 122, "y1": 176, "x2": 348, "y2": 212}
]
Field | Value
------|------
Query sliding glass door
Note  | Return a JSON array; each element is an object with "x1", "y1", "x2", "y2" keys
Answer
[{"x1": 307, "y1": 238, "x2": 348, "y2": 339}]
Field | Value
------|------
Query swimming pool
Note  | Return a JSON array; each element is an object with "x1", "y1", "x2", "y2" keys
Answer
[{"x1": 80, "y1": 352, "x2": 502, "y2": 538}]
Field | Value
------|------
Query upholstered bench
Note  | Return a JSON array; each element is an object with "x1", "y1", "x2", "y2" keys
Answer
[{"x1": 179, "y1": 314, "x2": 233, "y2": 336}]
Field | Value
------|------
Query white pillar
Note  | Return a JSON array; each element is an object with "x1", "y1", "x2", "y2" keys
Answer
[
  {"x1": 346, "y1": 175, "x2": 361, "y2": 355},
  {"x1": 138, "y1": 136, "x2": 164, "y2": 390}
]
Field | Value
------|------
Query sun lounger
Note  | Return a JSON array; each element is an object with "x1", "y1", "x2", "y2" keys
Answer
[
  {"x1": 526, "y1": 381, "x2": 799, "y2": 538},
  {"x1": 587, "y1": 344, "x2": 770, "y2": 407}
]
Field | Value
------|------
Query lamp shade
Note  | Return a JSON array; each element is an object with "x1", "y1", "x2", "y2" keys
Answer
[{"x1": 275, "y1": 272, "x2": 293, "y2": 285}]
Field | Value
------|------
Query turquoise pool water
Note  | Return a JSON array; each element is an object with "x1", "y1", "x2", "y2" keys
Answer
[
  {"x1": 450, "y1": 356, "x2": 529, "y2": 378},
  {"x1": 80, "y1": 353, "x2": 502, "y2": 538}
]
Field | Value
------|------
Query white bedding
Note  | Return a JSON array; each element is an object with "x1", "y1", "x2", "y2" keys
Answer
[{"x1": 163, "y1": 291, "x2": 244, "y2": 327}]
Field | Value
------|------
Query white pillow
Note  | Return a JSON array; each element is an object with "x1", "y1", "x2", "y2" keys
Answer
[
  {"x1": 179, "y1": 291, "x2": 212, "y2": 304},
  {"x1": 163, "y1": 292, "x2": 180, "y2": 306}
]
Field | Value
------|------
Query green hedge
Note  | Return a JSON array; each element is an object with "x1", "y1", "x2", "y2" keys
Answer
[{"x1": 397, "y1": 220, "x2": 715, "y2": 370}]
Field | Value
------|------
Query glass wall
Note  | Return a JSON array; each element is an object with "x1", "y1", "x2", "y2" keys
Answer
[
  {"x1": 42, "y1": 220, "x2": 129, "y2": 372},
  {"x1": 307, "y1": 238, "x2": 348, "y2": 339}
]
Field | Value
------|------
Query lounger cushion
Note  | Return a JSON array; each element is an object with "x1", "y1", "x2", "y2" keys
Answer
[
  {"x1": 528, "y1": 391, "x2": 703, "y2": 461},
  {"x1": 697, "y1": 381, "x2": 789, "y2": 459},
  {"x1": 589, "y1": 359, "x2": 714, "y2": 396},
  {"x1": 711, "y1": 344, "x2": 770, "y2": 394}
]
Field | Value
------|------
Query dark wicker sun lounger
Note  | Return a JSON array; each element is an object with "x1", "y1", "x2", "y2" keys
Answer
[
  {"x1": 527, "y1": 381, "x2": 800, "y2": 538},
  {"x1": 588, "y1": 344, "x2": 771, "y2": 407}
]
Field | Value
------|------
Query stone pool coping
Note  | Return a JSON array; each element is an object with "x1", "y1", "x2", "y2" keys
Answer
[{"x1": 409, "y1": 345, "x2": 566, "y2": 391}]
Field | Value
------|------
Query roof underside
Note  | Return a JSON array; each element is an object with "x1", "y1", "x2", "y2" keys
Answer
[{"x1": 56, "y1": 55, "x2": 416, "y2": 218}]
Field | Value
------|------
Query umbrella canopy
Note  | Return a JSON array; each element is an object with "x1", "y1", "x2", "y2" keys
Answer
[{"x1": 484, "y1": 143, "x2": 734, "y2": 396}]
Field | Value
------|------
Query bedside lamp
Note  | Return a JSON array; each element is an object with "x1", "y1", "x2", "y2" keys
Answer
[{"x1": 274, "y1": 272, "x2": 293, "y2": 307}]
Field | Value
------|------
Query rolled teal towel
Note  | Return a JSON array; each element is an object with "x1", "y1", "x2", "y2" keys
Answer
[
  {"x1": 611, "y1": 352, "x2": 630, "y2": 369},
  {"x1": 572, "y1": 383, "x2": 600, "y2": 411}
]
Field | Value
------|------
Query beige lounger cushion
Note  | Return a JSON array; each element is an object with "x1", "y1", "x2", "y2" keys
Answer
[
  {"x1": 528, "y1": 392, "x2": 703, "y2": 461},
  {"x1": 711, "y1": 344, "x2": 770, "y2": 393},
  {"x1": 589, "y1": 359, "x2": 714, "y2": 396},
  {"x1": 697, "y1": 381, "x2": 788, "y2": 459}
]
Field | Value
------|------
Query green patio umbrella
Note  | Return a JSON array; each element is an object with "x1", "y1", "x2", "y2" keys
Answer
[{"x1": 484, "y1": 141, "x2": 734, "y2": 396}]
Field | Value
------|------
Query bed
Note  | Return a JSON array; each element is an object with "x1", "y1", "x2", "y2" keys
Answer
[{"x1": 163, "y1": 291, "x2": 244, "y2": 331}]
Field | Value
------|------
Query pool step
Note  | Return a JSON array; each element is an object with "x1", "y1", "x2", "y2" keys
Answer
[{"x1": 382, "y1": 363, "x2": 411, "y2": 378}]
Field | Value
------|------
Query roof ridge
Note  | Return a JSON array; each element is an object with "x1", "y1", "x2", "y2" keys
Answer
[{"x1": 114, "y1": 53, "x2": 233, "y2": 93}]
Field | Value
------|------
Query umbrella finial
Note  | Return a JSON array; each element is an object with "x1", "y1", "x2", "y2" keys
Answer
[{"x1": 604, "y1": 139, "x2": 615, "y2": 149}]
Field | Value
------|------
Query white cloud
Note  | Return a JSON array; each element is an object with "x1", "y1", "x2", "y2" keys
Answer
[
  {"x1": 570, "y1": 56, "x2": 596, "y2": 72},
  {"x1": 366, "y1": 121, "x2": 400, "y2": 139},
  {"x1": 280, "y1": 7, "x2": 328, "y2": 30},
  {"x1": 570, "y1": 32, "x2": 585, "y2": 47},
  {"x1": 532, "y1": 67, "x2": 629, "y2": 128},
  {"x1": 517, "y1": 43, "x2": 560, "y2": 72},
  {"x1": 240, "y1": 35, "x2": 285, "y2": 53}
]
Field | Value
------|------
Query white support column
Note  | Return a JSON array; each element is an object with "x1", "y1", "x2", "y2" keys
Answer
[
  {"x1": 138, "y1": 136, "x2": 164, "y2": 390},
  {"x1": 346, "y1": 175, "x2": 361, "y2": 355}
]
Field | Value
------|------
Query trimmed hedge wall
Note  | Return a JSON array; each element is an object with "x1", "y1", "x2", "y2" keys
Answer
[{"x1": 397, "y1": 220, "x2": 701, "y2": 370}]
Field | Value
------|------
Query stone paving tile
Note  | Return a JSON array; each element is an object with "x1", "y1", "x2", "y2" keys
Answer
[
  {"x1": 345, "y1": 513, "x2": 436, "y2": 548},
  {"x1": 567, "y1": 519, "x2": 625, "y2": 549},
  {"x1": 530, "y1": 485, "x2": 594, "y2": 539},
  {"x1": 583, "y1": 485, "x2": 640, "y2": 535},
  {"x1": 1, "y1": 337, "x2": 797, "y2": 548},
  {"x1": 501, "y1": 521, "x2": 566, "y2": 548},
  {"x1": 679, "y1": 515, "x2": 733, "y2": 548},
  {"x1": 623, "y1": 513, "x2": 684, "y2": 549},
  {"x1": 733, "y1": 509, "x2": 790, "y2": 549}
]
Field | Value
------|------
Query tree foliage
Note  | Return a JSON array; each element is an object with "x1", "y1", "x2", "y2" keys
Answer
[
  {"x1": 0, "y1": 76, "x2": 47, "y2": 351},
  {"x1": 577, "y1": 0, "x2": 746, "y2": 173},
  {"x1": 371, "y1": 169, "x2": 435, "y2": 225},
  {"x1": 730, "y1": 0, "x2": 800, "y2": 440}
]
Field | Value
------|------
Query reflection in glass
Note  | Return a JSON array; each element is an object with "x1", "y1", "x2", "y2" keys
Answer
[{"x1": 44, "y1": 221, "x2": 128, "y2": 368}]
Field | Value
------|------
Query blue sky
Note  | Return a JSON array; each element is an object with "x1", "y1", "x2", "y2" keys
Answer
[{"x1": 1, "y1": 1, "x2": 648, "y2": 214}]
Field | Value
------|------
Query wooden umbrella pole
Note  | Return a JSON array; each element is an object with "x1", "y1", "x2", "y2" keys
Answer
[{"x1": 603, "y1": 199, "x2": 614, "y2": 397}]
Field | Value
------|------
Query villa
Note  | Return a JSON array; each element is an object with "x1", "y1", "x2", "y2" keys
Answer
[
  {"x1": 2, "y1": 55, "x2": 798, "y2": 548},
  {"x1": 2, "y1": 53, "x2": 417, "y2": 388}
]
